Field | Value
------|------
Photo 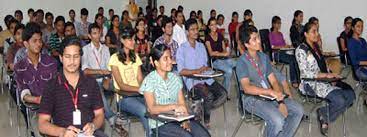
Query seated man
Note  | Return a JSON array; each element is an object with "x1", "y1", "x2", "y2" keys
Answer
[
  {"x1": 176, "y1": 19, "x2": 227, "y2": 127},
  {"x1": 236, "y1": 25, "x2": 303, "y2": 137},
  {"x1": 6, "y1": 23, "x2": 24, "y2": 71},
  {"x1": 14, "y1": 22, "x2": 58, "y2": 136},
  {"x1": 48, "y1": 16, "x2": 65, "y2": 68},
  {"x1": 38, "y1": 36, "x2": 107, "y2": 137}
]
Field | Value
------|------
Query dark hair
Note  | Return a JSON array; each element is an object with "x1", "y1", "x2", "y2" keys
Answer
[
  {"x1": 54, "y1": 16, "x2": 65, "y2": 25},
  {"x1": 45, "y1": 12, "x2": 54, "y2": 19},
  {"x1": 64, "y1": 21, "x2": 75, "y2": 31},
  {"x1": 118, "y1": 28, "x2": 136, "y2": 64},
  {"x1": 302, "y1": 22, "x2": 316, "y2": 42},
  {"x1": 271, "y1": 16, "x2": 281, "y2": 31},
  {"x1": 98, "y1": 7, "x2": 104, "y2": 11},
  {"x1": 178, "y1": 5, "x2": 183, "y2": 11},
  {"x1": 217, "y1": 14, "x2": 224, "y2": 20},
  {"x1": 308, "y1": 17, "x2": 318, "y2": 24},
  {"x1": 197, "y1": 10, "x2": 203, "y2": 15},
  {"x1": 190, "y1": 11, "x2": 196, "y2": 18},
  {"x1": 22, "y1": 22, "x2": 42, "y2": 41},
  {"x1": 240, "y1": 25, "x2": 258, "y2": 44},
  {"x1": 94, "y1": 13, "x2": 103, "y2": 23},
  {"x1": 292, "y1": 10, "x2": 303, "y2": 25},
  {"x1": 4, "y1": 15, "x2": 14, "y2": 28},
  {"x1": 14, "y1": 23, "x2": 25, "y2": 35},
  {"x1": 207, "y1": 17, "x2": 216, "y2": 29},
  {"x1": 81, "y1": 8, "x2": 89, "y2": 16},
  {"x1": 108, "y1": 9, "x2": 114, "y2": 13},
  {"x1": 185, "y1": 18, "x2": 197, "y2": 31},
  {"x1": 161, "y1": 16, "x2": 173, "y2": 29},
  {"x1": 122, "y1": 10, "x2": 129, "y2": 20},
  {"x1": 36, "y1": 9, "x2": 44, "y2": 15},
  {"x1": 27, "y1": 8, "x2": 34, "y2": 15},
  {"x1": 110, "y1": 15, "x2": 120, "y2": 28},
  {"x1": 244, "y1": 9, "x2": 253, "y2": 16},
  {"x1": 159, "y1": 5, "x2": 164, "y2": 9},
  {"x1": 210, "y1": 9, "x2": 216, "y2": 14},
  {"x1": 135, "y1": 18, "x2": 146, "y2": 32},
  {"x1": 8, "y1": 18, "x2": 18, "y2": 29},
  {"x1": 15, "y1": 10, "x2": 23, "y2": 17},
  {"x1": 239, "y1": 19, "x2": 255, "y2": 44},
  {"x1": 344, "y1": 16, "x2": 353, "y2": 25},
  {"x1": 69, "y1": 9, "x2": 75, "y2": 14},
  {"x1": 175, "y1": 10, "x2": 183, "y2": 18},
  {"x1": 88, "y1": 23, "x2": 100, "y2": 34},
  {"x1": 232, "y1": 12, "x2": 238, "y2": 17},
  {"x1": 150, "y1": 43, "x2": 169, "y2": 68},
  {"x1": 171, "y1": 8, "x2": 176, "y2": 13},
  {"x1": 352, "y1": 18, "x2": 363, "y2": 28},
  {"x1": 60, "y1": 36, "x2": 82, "y2": 56}
]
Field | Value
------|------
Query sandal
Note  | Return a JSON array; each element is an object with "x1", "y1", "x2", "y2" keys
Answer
[
  {"x1": 113, "y1": 122, "x2": 129, "y2": 137},
  {"x1": 317, "y1": 108, "x2": 328, "y2": 136}
]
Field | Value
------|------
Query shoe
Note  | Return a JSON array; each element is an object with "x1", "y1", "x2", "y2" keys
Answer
[
  {"x1": 317, "y1": 108, "x2": 328, "y2": 136},
  {"x1": 113, "y1": 122, "x2": 129, "y2": 137}
]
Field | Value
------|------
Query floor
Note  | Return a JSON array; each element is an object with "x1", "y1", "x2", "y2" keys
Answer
[{"x1": 0, "y1": 66, "x2": 367, "y2": 137}]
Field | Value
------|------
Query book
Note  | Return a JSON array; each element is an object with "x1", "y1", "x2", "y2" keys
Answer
[{"x1": 157, "y1": 113, "x2": 195, "y2": 122}]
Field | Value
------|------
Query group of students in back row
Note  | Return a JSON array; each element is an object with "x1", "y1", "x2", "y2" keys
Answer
[{"x1": 0, "y1": 3, "x2": 366, "y2": 137}]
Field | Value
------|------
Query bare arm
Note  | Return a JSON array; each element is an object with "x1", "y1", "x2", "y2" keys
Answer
[
  {"x1": 340, "y1": 38, "x2": 348, "y2": 52},
  {"x1": 92, "y1": 108, "x2": 104, "y2": 129},
  {"x1": 240, "y1": 77, "x2": 273, "y2": 96},
  {"x1": 38, "y1": 114, "x2": 70, "y2": 136},
  {"x1": 205, "y1": 41, "x2": 228, "y2": 57}
]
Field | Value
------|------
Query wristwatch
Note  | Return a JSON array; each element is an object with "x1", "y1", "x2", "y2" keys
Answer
[{"x1": 277, "y1": 99, "x2": 285, "y2": 104}]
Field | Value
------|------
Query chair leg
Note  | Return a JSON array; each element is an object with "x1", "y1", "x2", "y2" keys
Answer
[
  {"x1": 342, "y1": 112, "x2": 346, "y2": 137},
  {"x1": 231, "y1": 116, "x2": 245, "y2": 137},
  {"x1": 223, "y1": 103, "x2": 227, "y2": 137}
]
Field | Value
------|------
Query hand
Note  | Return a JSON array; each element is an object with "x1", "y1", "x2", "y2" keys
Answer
[
  {"x1": 181, "y1": 121, "x2": 191, "y2": 132},
  {"x1": 269, "y1": 90, "x2": 284, "y2": 101},
  {"x1": 102, "y1": 70, "x2": 111, "y2": 75},
  {"x1": 278, "y1": 103, "x2": 288, "y2": 117},
  {"x1": 174, "y1": 105, "x2": 187, "y2": 115},
  {"x1": 82, "y1": 123, "x2": 95, "y2": 136},
  {"x1": 36, "y1": 96, "x2": 42, "y2": 104},
  {"x1": 61, "y1": 126, "x2": 80, "y2": 137}
]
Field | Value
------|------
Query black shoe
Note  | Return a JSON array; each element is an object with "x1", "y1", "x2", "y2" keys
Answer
[{"x1": 317, "y1": 108, "x2": 328, "y2": 136}]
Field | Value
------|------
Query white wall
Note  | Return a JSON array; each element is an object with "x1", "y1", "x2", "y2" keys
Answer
[
  {"x1": 158, "y1": 0, "x2": 367, "y2": 52},
  {"x1": 0, "y1": 0, "x2": 147, "y2": 28}
]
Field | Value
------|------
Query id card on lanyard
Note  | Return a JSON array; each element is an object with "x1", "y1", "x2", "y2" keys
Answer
[
  {"x1": 244, "y1": 53, "x2": 269, "y2": 89},
  {"x1": 64, "y1": 82, "x2": 81, "y2": 125}
]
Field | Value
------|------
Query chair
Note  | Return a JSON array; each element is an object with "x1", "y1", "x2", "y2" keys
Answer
[
  {"x1": 232, "y1": 67, "x2": 265, "y2": 137},
  {"x1": 350, "y1": 65, "x2": 367, "y2": 114},
  {"x1": 336, "y1": 37, "x2": 350, "y2": 66}
]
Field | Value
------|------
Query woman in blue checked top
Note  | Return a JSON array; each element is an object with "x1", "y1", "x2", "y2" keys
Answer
[{"x1": 140, "y1": 44, "x2": 210, "y2": 137}]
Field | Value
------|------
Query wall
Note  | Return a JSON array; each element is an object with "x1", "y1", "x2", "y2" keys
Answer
[
  {"x1": 158, "y1": 0, "x2": 367, "y2": 52},
  {"x1": 0, "y1": 0, "x2": 147, "y2": 28}
]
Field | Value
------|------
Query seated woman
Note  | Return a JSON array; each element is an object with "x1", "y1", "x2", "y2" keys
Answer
[
  {"x1": 105, "y1": 15, "x2": 120, "y2": 54},
  {"x1": 348, "y1": 18, "x2": 367, "y2": 80},
  {"x1": 140, "y1": 44, "x2": 210, "y2": 137},
  {"x1": 205, "y1": 18, "x2": 236, "y2": 95},
  {"x1": 236, "y1": 25, "x2": 304, "y2": 137},
  {"x1": 338, "y1": 16, "x2": 353, "y2": 65},
  {"x1": 296, "y1": 22, "x2": 355, "y2": 136},
  {"x1": 269, "y1": 16, "x2": 300, "y2": 87},
  {"x1": 289, "y1": 10, "x2": 304, "y2": 48},
  {"x1": 134, "y1": 18, "x2": 152, "y2": 74},
  {"x1": 108, "y1": 28, "x2": 149, "y2": 136}
]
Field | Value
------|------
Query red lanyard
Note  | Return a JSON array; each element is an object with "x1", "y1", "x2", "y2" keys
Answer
[
  {"x1": 92, "y1": 50, "x2": 101, "y2": 69},
  {"x1": 244, "y1": 53, "x2": 265, "y2": 80},
  {"x1": 64, "y1": 83, "x2": 79, "y2": 110}
]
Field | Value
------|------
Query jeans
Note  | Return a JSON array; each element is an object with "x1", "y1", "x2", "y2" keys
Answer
[
  {"x1": 212, "y1": 58, "x2": 236, "y2": 94},
  {"x1": 274, "y1": 51, "x2": 300, "y2": 83},
  {"x1": 97, "y1": 81, "x2": 115, "y2": 121},
  {"x1": 191, "y1": 81, "x2": 227, "y2": 123},
  {"x1": 152, "y1": 120, "x2": 211, "y2": 137},
  {"x1": 119, "y1": 96, "x2": 150, "y2": 136},
  {"x1": 243, "y1": 96, "x2": 304, "y2": 137},
  {"x1": 320, "y1": 88, "x2": 355, "y2": 123},
  {"x1": 356, "y1": 67, "x2": 367, "y2": 80}
]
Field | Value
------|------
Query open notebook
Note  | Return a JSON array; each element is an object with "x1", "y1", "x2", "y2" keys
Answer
[{"x1": 157, "y1": 113, "x2": 195, "y2": 122}]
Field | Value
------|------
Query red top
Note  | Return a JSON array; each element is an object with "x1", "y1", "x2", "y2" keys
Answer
[{"x1": 228, "y1": 22, "x2": 239, "y2": 39}]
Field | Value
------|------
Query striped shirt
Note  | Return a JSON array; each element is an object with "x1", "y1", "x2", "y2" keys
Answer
[
  {"x1": 48, "y1": 33, "x2": 64, "y2": 54},
  {"x1": 139, "y1": 70, "x2": 183, "y2": 129}
]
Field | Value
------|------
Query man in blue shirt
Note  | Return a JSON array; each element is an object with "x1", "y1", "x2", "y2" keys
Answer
[{"x1": 176, "y1": 19, "x2": 227, "y2": 127}]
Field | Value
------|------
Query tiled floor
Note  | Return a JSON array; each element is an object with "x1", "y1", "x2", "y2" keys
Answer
[{"x1": 0, "y1": 66, "x2": 367, "y2": 137}]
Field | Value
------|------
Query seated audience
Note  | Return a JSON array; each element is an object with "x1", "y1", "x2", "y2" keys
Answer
[
  {"x1": 308, "y1": 17, "x2": 323, "y2": 50},
  {"x1": 35, "y1": 9, "x2": 46, "y2": 29},
  {"x1": 14, "y1": 10, "x2": 23, "y2": 23},
  {"x1": 15, "y1": 22, "x2": 58, "y2": 136},
  {"x1": 68, "y1": 9, "x2": 76, "y2": 23},
  {"x1": 348, "y1": 18, "x2": 367, "y2": 80},
  {"x1": 6, "y1": 23, "x2": 24, "y2": 71},
  {"x1": 177, "y1": 19, "x2": 227, "y2": 127},
  {"x1": 48, "y1": 16, "x2": 65, "y2": 58},
  {"x1": 205, "y1": 18, "x2": 236, "y2": 96},
  {"x1": 172, "y1": 10, "x2": 187, "y2": 46},
  {"x1": 1, "y1": 16, "x2": 17, "y2": 53},
  {"x1": 290, "y1": 10, "x2": 304, "y2": 48},
  {"x1": 106, "y1": 15, "x2": 120, "y2": 54},
  {"x1": 228, "y1": 12, "x2": 239, "y2": 55},
  {"x1": 269, "y1": 16, "x2": 300, "y2": 87},
  {"x1": 119, "y1": 10, "x2": 133, "y2": 32},
  {"x1": 42, "y1": 12, "x2": 54, "y2": 46},
  {"x1": 238, "y1": 19, "x2": 255, "y2": 55},
  {"x1": 236, "y1": 9, "x2": 253, "y2": 54},
  {"x1": 236, "y1": 25, "x2": 304, "y2": 137},
  {"x1": 140, "y1": 44, "x2": 210, "y2": 137},
  {"x1": 296, "y1": 22, "x2": 355, "y2": 136},
  {"x1": 134, "y1": 18, "x2": 152, "y2": 74},
  {"x1": 75, "y1": 8, "x2": 91, "y2": 45},
  {"x1": 338, "y1": 16, "x2": 353, "y2": 65},
  {"x1": 209, "y1": 9, "x2": 217, "y2": 19},
  {"x1": 38, "y1": 36, "x2": 107, "y2": 137},
  {"x1": 197, "y1": 10, "x2": 206, "y2": 41},
  {"x1": 27, "y1": 8, "x2": 35, "y2": 23},
  {"x1": 151, "y1": 15, "x2": 164, "y2": 43},
  {"x1": 108, "y1": 28, "x2": 149, "y2": 136},
  {"x1": 94, "y1": 13, "x2": 108, "y2": 43}
]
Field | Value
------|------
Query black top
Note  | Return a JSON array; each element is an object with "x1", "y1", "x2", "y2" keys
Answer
[{"x1": 290, "y1": 24, "x2": 304, "y2": 48}]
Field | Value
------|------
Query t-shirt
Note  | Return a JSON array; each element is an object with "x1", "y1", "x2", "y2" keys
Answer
[
  {"x1": 347, "y1": 37, "x2": 367, "y2": 73},
  {"x1": 235, "y1": 52, "x2": 273, "y2": 89},
  {"x1": 205, "y1": 32, "x2": 224, "y2": 52},
  {"x1": 269, "y1": 31, "x2": 286, "y2": 47},
  {"x1": 108, "y1": 53, "x2": 143, "y2": 90}
]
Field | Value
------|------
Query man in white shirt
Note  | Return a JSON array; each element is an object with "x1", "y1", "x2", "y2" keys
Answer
[{"x1": 172, "y1": 10, "x2": 187, "y2": 46}]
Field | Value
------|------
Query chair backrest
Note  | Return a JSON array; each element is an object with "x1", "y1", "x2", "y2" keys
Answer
[
  {"x1": 233, "y1": 67, "x2": 245, "y2": 116},
  {"x1": 336, "y1": 37, "x2": 343, "y2": 55},
  {"x1": 259, "y1": 29, "x2": 272, "y2": 61}
]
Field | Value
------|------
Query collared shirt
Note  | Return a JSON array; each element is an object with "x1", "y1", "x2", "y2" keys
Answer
[
  {"x1": 38, "y1": 72, "x2": 103, "y2": 129},
  {"x1": 153, "y1": 35, "x2": 179, "y2": 61},
  {"x1": 82, "y1": 42, "x2": 110, "y2": 82},
  {"x1": 172, "y1": 24, "x2": 187, "y2": 46},
  {"x1": 176, "y1": 41, "x2": 214, "y2": 90},
  {"x1": 14, "y1": 54, "x2": 58, "y2": 96},
  {"x1": 13, "y1": 47, "x2": 48, "y2": 65},
  {"x1": 347, "y1": 37, "x2": 367, "y2": 73},
  {"x1": 75, "y1": 21, "x2": 91, "y2": 37},
  {"x1": 139, "y1": 70, "x2": 183, "y2": 129},
  {"x1": 108, "y1": 53, "x2": 143, "y2": 90},
  {"x1": 48, "y1": 33, "x2": 64, "y2": 54}
]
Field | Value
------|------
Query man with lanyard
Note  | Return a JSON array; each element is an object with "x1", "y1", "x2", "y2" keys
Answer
[
  {"x1": 38, "y1": 36, "x2": 107, "y2": 137},
  {"x1": 14, "y1": 22, "x2": 58, "y2": 137},
  {"x1": 235, "y1": 25, "x2": 303, "y2": 137},
  {"x1": 81, "y1": 23, "x2": 121, "y2": 131}
]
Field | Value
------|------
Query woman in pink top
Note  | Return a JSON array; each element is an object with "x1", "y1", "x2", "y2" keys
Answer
[{"x1": 269, "y1": 16, "x2": 300, "y2": 87}]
